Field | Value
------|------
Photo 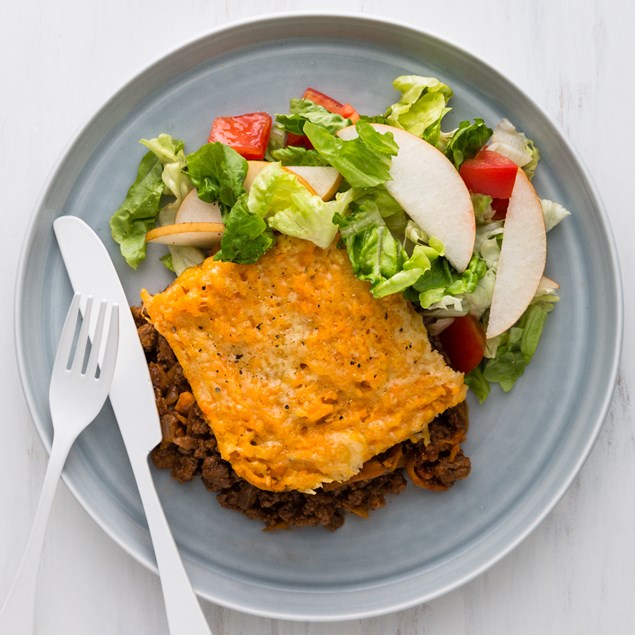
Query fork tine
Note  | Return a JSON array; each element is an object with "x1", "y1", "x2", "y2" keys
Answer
[
  {"x1": 98, "y1": 304, "x2": 119, "y2": 386},
  {"x1": 70, "y1": 296, "x2": 93, "y2": 374},
  {"x1": 52, "y1": 293, "x2": 82, "y2": 376},
  {"x1": 84, "y1": 300, "x2": 108, "y2": 379}
]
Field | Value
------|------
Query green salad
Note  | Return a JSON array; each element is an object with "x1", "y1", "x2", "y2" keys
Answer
[{"x1": 109, "y1": 75, "x2": 570, "y2": 401}]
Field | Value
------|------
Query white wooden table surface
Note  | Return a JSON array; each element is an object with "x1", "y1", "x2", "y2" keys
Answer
[{"x1": 2, "y1": 1, "x2": 634, "y2": 633}]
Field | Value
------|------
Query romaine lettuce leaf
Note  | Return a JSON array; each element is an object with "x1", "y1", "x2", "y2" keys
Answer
[
  {"x1": 334, "y1": 206, "x2": 415, "y2": 297},
  {"x1": 168, "y1": 246, "x2": 207, "y2": 275},
  {"x1": 384, "y1": 75, "x2": 453, "y2": 146},
  {"x1": 413, "y1": 254, "x2": 487, "y2": 309},
  {"x1": 109, "y1": 151, "x2": 165, "y2": 269},
  {"x1": 185, "y1": 142, "x2": 247, "y2": 212},
  {"x1": 215, "y1": 193, "x2": 275, "y2": 264},
  {"x1": 140, "y1": 134, "x2": 193, "y2": 203},
  {"x1": 334, "y1": 203, "x2": 443, "y2": 299},
  {"x1": 482, "y1": 303, "x2": 550, "y2": 391},
  {"x1": 465, "y1": 366, "x2": 491, "y2": 403},
  {"x1": 443, "y1": 118, "x2": 492, "y2": 169},
  {"x1": 270, "y1": 146, "x2": 330, "y2": 166},
  {"x1": 304, "y1": 120, "x2": 397, "y2": 188},
  {"x1": 275, "y1": 98, "x2": 351, "y2": 135},
  {"x1": 248, "y1": 162, "x2": 352, "y2": 248},
  {"x1": 353, "y1": 186, "x2": 407, "y2": 231},
  {"x1": 477, "y1": 285, "x2": 559, "y2": 394}
]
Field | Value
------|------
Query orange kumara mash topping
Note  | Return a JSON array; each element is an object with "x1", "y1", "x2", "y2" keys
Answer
[{"x1": 141, "y1": 236, "x2": 466, "y2": 493}]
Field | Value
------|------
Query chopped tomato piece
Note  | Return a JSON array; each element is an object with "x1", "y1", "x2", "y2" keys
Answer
[
  {"x1": 285, "y1": 132, "x2": 313, "y2": 149},
  {"x1": 438, "y1": 315, "x2": 486, "y2": 374},
  {"x1": 303, "y1": 88, "x2": 360, "y2": 122},
  {"x1": 303, "y1": 87, "x2": 343, "y2": 113},
  {"x1": 491, "y1": 197, "x2": 509, "y2": 220},
  {"x1": 459, "y1": 150, "x2": 519, "y2": 199},
  {"x1": 208, "y1": 112, "x2": 272, "y2": 160},
  {"x1": 339, "y1": 102, "x2": 361, "y2": 123}
]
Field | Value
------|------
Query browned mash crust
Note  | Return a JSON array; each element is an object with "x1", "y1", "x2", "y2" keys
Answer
[{"x1": 141, "y1": 236, "x2": 467, "y2": 494}]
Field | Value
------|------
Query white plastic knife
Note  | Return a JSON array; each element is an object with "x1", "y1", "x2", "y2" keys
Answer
[{"x1": 53, "y1": 216, "x2": 211, "y2": 635}]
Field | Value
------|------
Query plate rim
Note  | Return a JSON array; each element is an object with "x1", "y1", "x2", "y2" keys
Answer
[{"x1": 13, "y1": 11, "x2": 624, "y2": 621}]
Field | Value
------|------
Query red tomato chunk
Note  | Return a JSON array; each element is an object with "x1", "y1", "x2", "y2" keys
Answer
[
  {"x1": 491, "y1": 197, "x2": 510, "y2": 220},
  {"x1": 438, "y1": 315, "x2": 486, "y2": 374},
  {"x1": 303, "y1": 87, "x2": 360, "y2": 123},
  {"x1": 208, "y1": 112, "x2": 272, "y2": 160},
  {"x1": 303, "y1": 87, "x2": 343, "y2": 112},
  {"x1": 285, "y1": 131, "x2": 313, "y2": 149},
  {"x1": 459, "y1": 149, "x2": 518, "y2": 199}
]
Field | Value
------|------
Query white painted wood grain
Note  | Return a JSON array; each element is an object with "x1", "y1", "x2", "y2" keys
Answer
[{"x1": 2, "y1": 1, "x2": 634, "y2": 633}]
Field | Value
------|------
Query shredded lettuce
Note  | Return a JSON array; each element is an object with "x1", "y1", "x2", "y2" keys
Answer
[
  {"x1": 474, "y1": 221, "x2": 504, "y2": 270},
  {"x1": 384, "y1": 75, "x2": 453, "y2": 146},
  {"x1": 488, "y1": 119, "x2": 541, "y2": 179},
  {"x1": 541, "y1": 199, "x2": 571, "y2": 231},
  {"x1": 304, "y1": 120, "x2": 398, "y2": 188},
  {"x1": 471, "y1": 193, "x2": 495, "y2": 224}
]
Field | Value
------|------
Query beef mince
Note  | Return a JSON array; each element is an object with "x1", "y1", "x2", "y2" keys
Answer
[{"x1": 134, "y1": 307, "x2": 471, "y2": 530}]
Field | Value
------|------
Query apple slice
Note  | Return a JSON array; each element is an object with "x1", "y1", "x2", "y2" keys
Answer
[
  {"x1": 176, "y1": 189, "x2": 222, "y2": 223},
  {"x1": 337, "y1": 123, "x2": 475, "y2": 272},
  {"x1": 244, "y1": 160, "x2": 269, "y2": 191},
  {"x1": 283, "y1": 165, "x2": 342, "y2": 200},
  {"x1": 146, "y1": 222, "x2": 224, "y2": 248},
  {"x1": 243, "y1": 160, "x2": 342, "y2": 201},
  {"x1": 486, "y1": 169, "x2": 547, "y2": 339},
  {"x1": 537, "y1": 276, "x2": 559, "y2": 294}
]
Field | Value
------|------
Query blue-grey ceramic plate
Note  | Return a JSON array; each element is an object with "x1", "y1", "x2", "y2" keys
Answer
[{"x1": 14, "y1": 14, "x2": 622, "y2": 621}]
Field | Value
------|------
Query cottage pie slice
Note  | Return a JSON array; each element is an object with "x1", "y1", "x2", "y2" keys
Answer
[{"x1": 141, "y1": 235, "x2": 467, "y2": 493}]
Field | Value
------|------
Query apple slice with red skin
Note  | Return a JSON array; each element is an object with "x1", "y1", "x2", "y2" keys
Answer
[
  {"x1": 337, "y1": 123, "x2": 475, "y2": 272},
  {"x1": 486, "y1": 168, "x2": 547, "y2": 339}
]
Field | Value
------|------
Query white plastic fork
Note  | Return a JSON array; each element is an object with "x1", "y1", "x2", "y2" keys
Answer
[{"x1": 0, "y1": 293, "x2": 119, "y2": 634}]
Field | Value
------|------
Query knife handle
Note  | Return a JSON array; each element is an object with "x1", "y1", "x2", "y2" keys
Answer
[{"x1": 130, "y1": 456, "x2": 212, "y2": 635}]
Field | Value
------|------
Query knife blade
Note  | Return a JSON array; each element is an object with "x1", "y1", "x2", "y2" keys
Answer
[{"x1": 53, "y1": 216, "x2": 211, "y2": 635}]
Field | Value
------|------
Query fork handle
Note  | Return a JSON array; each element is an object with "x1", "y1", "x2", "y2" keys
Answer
[
  {"x1": 0, "y1": 433, "x2": 74, "y2": 633},
  {"x1": 129, "y1": 455, "x2": 211, "y2": 635}
]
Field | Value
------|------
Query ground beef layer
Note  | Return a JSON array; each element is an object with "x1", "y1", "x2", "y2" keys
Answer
[{"x1": 134, "y1": 307, "x2": 471, "y2": 530}]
